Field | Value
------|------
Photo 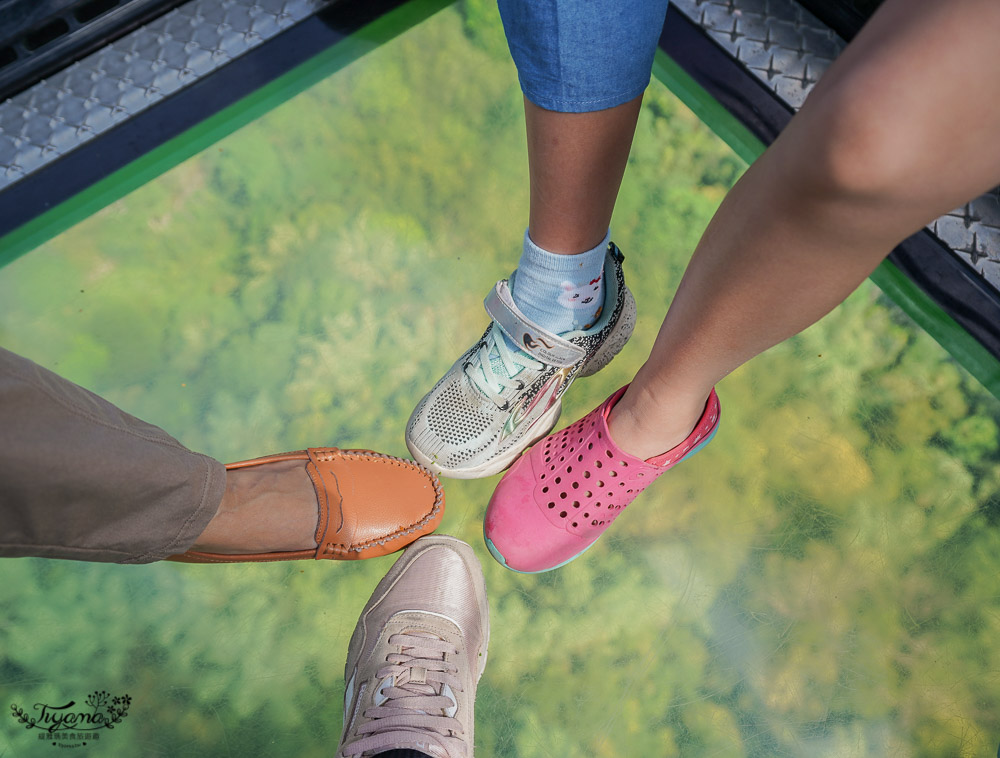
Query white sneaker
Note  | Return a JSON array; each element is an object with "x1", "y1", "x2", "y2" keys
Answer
[
  {"x1": 406, "y1": 243, "x2": 636, "y2": 479},
  {"x1": 336, "y1": 536, "x2": 489, "y2": 758}
]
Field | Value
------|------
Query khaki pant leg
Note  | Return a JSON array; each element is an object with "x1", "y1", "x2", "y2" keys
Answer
[{"x1": 0, "y1": 347, "x2": 225, "y2": 563}]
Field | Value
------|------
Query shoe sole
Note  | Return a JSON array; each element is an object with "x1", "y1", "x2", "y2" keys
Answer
[
  {"x1": 484, "y1": 534, "x2": 597, "y2": 574},
  {"x1": 407, "y1": 287, "x2": 637, "y2": 480}
]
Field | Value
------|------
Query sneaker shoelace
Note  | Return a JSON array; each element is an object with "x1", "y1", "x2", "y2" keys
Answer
[
  {"x1": 464, "y1": 328, "x2": 543, "y2": 407},
  {"x1": 342, "y1": 632, "x2": 467, "y2": 758}
]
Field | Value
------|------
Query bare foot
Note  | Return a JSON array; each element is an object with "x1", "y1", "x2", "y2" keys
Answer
[{"x1": 192, "y1": 460, "x2": 319, "y2": 554}]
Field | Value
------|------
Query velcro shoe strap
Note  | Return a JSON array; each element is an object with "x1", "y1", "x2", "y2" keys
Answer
[{"x1": 484, "y1": 280, "x2": 586, "y2": 367}]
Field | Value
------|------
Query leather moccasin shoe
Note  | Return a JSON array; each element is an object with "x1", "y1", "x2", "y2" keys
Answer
[{"x1": 168, "y1": 447, "x2": 444, "y2": 563}]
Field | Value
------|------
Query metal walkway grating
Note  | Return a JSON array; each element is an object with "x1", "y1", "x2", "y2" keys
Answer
[{"x1": 0, "y1": 0, "x2": 325, "y2": 186}]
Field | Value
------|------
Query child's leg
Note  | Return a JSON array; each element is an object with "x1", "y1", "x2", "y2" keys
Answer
[
  {"x1": 407, "y1": 0, "x2": 666, "y2": 477},
  {"x1": 509, "y1": 98, "x2": 643, "y2": 337},
  {"x1": 609, "y1": 0, "x2": 1000, "y2": 459},
  {"x1": 497, "y1": 0, "x2": 668, "y2": 334},
  {"x1": 523, "y1": 95, "x2": 642, "y2": 255},
  {"x1": 498, "y1": 0, "x2": 666, "y2": 252}
]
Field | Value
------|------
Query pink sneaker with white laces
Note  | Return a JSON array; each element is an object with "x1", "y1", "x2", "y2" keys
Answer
[{"x1": 484, "y1": 385, "x2": 720, "y2": 573}]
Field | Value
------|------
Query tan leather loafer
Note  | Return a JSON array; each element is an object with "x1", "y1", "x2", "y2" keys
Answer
[{"x1": 168, "y1": 447, "x2": 444, "y2": 563}]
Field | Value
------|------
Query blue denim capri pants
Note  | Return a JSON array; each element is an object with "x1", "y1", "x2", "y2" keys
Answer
[{"x1": 497, "y1": 0, "x2": 670, "y2": 113}]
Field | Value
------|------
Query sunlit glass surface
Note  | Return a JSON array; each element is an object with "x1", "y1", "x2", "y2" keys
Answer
[{"x1": 1, "y1": 5, "x2": 999, "y2": 757}]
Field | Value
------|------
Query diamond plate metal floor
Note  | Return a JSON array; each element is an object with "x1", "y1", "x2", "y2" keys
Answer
[{"x1": 0, "y1": 0, "x2": 325, "y2": 186}]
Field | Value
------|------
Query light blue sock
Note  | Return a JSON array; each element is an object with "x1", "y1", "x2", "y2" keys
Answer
[{"x1": 510, "y1": 229, "x2": 609, "y2": 337}]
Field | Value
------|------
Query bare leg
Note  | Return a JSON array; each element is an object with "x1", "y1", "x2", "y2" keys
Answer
[
  {"x1": 525, "y1": 95, "x2": 643, "y2": 253},
  {"x1": 608, "y1": 0, "x2": 1000, "y2": 459}
]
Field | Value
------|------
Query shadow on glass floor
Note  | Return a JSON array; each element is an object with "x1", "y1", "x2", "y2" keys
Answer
[{"x1": 1, "y1": 5, "x2": 999, "y2": 757}]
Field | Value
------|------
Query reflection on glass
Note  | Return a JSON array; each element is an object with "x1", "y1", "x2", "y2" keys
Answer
[{"x1": 1, "y1": 5, "x2": 998, "y2": 757}]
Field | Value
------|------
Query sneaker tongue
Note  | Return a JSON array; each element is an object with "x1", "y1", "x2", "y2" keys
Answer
[
  {"x1": 395, "y1": 629, "x2": 449, "y2": 707},
  {"x1": 488, "y1": 349, "x2": 511, "y2": 379},
  {"x1": 487, "y1": 336, "x2": 527, "y2": 379}
]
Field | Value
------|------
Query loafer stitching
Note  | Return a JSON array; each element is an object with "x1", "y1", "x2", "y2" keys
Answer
[{"x1": 317, "y1": 454, "x2": 444, "y2": 555}]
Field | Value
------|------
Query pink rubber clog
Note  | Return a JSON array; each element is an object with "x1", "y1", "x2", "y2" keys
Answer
[{"x1": 484, "y1": 386, "x2": 720, "y2": 573}]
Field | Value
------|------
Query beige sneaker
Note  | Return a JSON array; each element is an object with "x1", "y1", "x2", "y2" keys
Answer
[{"x1": 336, "y1": 536, "x2": 490, "y2": 758}]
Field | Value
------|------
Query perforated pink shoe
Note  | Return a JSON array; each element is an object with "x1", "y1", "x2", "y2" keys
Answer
[{"x1": 484, "y1": 386, "x2": 720, "y2": 573}]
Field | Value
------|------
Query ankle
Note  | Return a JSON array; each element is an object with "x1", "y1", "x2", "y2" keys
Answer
[
  {"x1": 510, "y1": 229, "x2": 609, "y2": 336},
  {"x1": 607, "y1": 384, "x2": 708, "y2": 461}
]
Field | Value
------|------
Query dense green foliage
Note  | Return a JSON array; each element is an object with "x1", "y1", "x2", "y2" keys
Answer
[{"x1": 1, "y1": 3, "x2": 999, "y2": 756}]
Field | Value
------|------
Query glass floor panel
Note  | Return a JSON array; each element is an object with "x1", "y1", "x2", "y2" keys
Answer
[{"x1": 2, "y1": 4, "x2": 1000, "y2": 756}]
